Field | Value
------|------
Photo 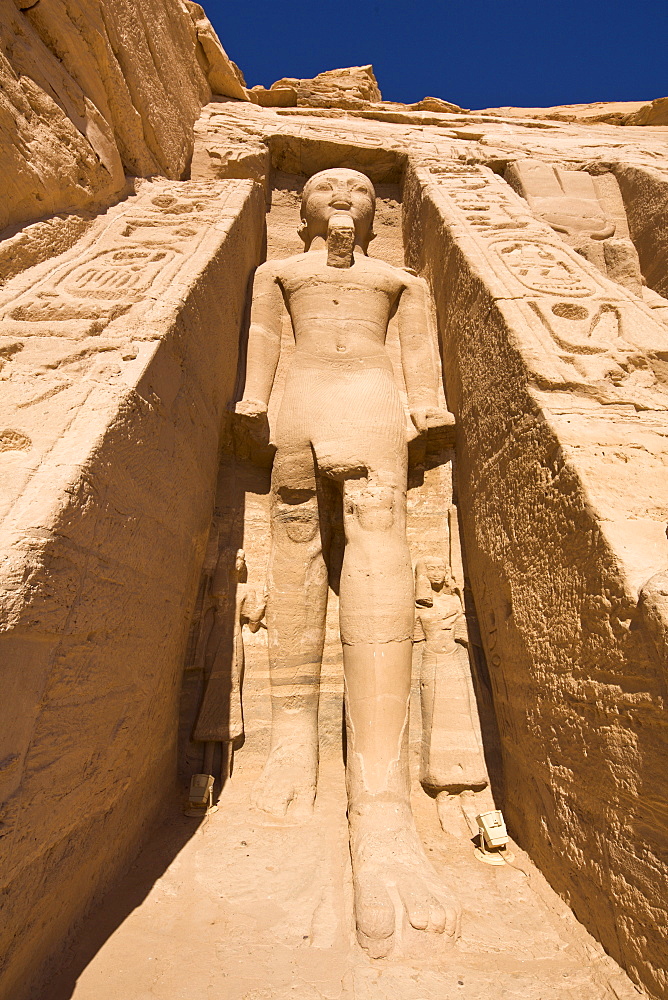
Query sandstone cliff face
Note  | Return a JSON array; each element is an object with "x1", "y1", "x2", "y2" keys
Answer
[
  {"x1": 0, "y1": 0, "x2": 247, "y2": 238},
  {"x1": 246, "y1": 63, "x2": 667, "y2": 125},
  {"x1": 191, "y1": 98, "x2": 668, "y2": 998},
  {"x1": 479, "y1": 96, "x2": 668, "y2": 126}
]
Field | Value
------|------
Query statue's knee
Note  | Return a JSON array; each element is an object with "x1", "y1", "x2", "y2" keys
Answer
[
  {"x1": 273, "y1": 492, "x2": 320, "y2": 544},
  {"x1": 344, "y1": 484, "x2": 395, "y2": 531}
]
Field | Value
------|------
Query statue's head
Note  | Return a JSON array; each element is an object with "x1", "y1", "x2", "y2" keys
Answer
[
  {"x1": 299, "y1": 168, "x2": 375, "y2": 251},
  {"x1": 414, "y1": 556, "x2": 453, "y2": 606},
  {"x1": 235, "y1": 548, "x2": 247, "y2": 576}
]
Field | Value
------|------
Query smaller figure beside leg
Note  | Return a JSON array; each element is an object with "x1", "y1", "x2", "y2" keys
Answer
[
  {"x1": 413, "y1": 556, "x2": 494, "y2": 839},
  {"x1": 194, "y1": 548, "x2": 265, "y2": 787}
]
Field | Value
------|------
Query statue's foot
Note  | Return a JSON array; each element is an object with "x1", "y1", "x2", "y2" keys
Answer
[
  {"x1": 349, "y1": 803, "x2": 460, "y2": 958},
  {"x1": 251, "y1": 737, "x2": 318, "y2": 819}
]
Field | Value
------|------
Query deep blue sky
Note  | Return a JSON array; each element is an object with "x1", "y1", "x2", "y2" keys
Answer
[{"x1": 205, "y1": 0, "x2": 666, "y2": 110}]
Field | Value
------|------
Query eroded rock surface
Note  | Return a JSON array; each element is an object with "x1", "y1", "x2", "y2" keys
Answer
[
  {"x1": 478, "y1": 97, "x2": 668, "y2": 125},
  {"x1": 251, "y1": 65, "x2": 382, "y2": 109},
  {"x1": 0, "y1": 0, "x2": 248, "y2": 240}
]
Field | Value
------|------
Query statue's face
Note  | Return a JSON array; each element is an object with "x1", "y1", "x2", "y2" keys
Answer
[
  {"x1": 301, "y1": 168, "x2": 375, "y2": 247},
  {"x1": 235, "y1": 549, "x2": 245, "y2": 573},
  {"x1": 423, "y1": 558, "x2": 447, "y2": 586}
]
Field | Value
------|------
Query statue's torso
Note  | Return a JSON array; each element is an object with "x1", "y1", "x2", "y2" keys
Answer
[
  {"x1": 274, "y1": 250, "x2": 408, "y2": 361},
  {"x1": 418, "y1": 593, "x2": 463, "y2": 654}
]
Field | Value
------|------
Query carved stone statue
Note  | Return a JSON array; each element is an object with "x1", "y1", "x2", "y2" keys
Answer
[
  {"x1": 235, "y1": 168, "x2": 458, "y2": 957},
  {"x1": 194, "y1": 548, "x2": 265, "y2": 781},
  {"x1": 413, "y1": 556, "x2": 492, "y2": 837}
]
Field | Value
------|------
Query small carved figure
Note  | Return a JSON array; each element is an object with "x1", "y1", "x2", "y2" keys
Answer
[
  {"x1": 505, "y1": 159, "x2": 643, "y2": 295},
  {"x1": 236, "y1": 168, "x2": 458, "y2": 957},
  {"x1": 413, "y1": 556, "x2": 492, "y2": 837},
  {"x1": 194, "y1": 548, "x2": 265, "y2": 781}
]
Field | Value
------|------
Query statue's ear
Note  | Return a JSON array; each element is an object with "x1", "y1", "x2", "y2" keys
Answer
[
  {"x1": 298, "y1": 219, "x2": 310, "y2": 250},
  {"x1": 361, "y1": 229, "x2": 376, "y2": 254}
]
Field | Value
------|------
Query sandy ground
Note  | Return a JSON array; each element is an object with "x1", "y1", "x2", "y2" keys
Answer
[{"x1": 45, "y1": 668, "x2": 643, "y2": 1000}]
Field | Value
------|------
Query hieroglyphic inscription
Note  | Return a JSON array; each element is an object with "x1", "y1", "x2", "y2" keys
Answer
[
  {"x1": 491, "y1": 240, "x2": 596, "y2": 297},
  {"x1": 64, "y1": 248, "x2": 176, "y2": 300},
  {"x1": 0, "y1": 181, "x2": 243, "y2": 340},
  {"x1": 426, "y1": 162, "x2": 532, "y2": 237},
  {"x1": 0, "y1": 177, "x2": 259, "y2": 527},
  {"x1": 419, "y1": 161, "x2": 668, "y2": 404}
]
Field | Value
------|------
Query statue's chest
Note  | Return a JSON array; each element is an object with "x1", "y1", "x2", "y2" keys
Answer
[
  {"x1": 280, "y1": 264, "x2": 399, "y2": 306},
  {"x1": 421, "y1": 599, "x2": 460, "y2": 633}
]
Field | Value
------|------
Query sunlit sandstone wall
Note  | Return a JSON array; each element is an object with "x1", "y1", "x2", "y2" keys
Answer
[
  {"x1": 403, "y1": 161, "x2": 668, "y2": 1000},
  {"x1": 0, "y1": 178, "x2": 264, "y2": 1000},
  {"x1": 613, "y1": 164, "x2": 668, "y2": 300},
  {"x1": 193, "y1": 95, "x2": 668, "y2": 993},
  {"x1": 0, "y1": 0, "x2": 247, "y2": 279}
]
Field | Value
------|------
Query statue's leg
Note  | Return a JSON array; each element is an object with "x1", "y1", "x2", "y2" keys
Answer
[
  {"x1": 340, "y1": 470, "x2": 460, "y2": 956},
  {"x1": 252, "y1": 448, "x2": 329, "y2": 818}
]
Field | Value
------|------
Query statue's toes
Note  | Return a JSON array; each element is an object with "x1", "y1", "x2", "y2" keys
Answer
[
  {"x1": 354, "y1": 871, "x2": 395, "y2": 958},
  {"x1": 444, "y1": 900, "x2": 461, "y2": 939},
  {"x1": 397, "y1": 879, "x2": 439, "y2": 931},
  {"x1": 251, "y1": 776, "x2": 290, "y2": 817},
  {"x1": 397, "y1": 877, "x2": 461, "y2": 938},
  {"x1": 428, "y1": 900, "x2": 448, "y2": 934},
  {"x1": 285, "y1": 783, "x2": 316, "y2": 819}
]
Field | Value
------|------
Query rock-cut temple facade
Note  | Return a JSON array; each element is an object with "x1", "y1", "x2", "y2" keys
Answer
[{"x1": 0, "y1": 4, "x2": 666, "y2": 1000}]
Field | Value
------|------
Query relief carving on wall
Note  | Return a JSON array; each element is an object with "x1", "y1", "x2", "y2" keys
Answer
[
  {"x1": 421, "y1": 161, "x2": 668, "y2": 406},
  {"x1": 0, "y1": 181, "x2": 239, "y2": 338}
]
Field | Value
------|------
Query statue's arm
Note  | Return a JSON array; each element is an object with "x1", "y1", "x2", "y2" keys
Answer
[
  {"x1": 238, "y1": 263, "x2": 283, "y2": 413},
  {"x1": 413, "y1": 611, "x2": 426, "y2": 643},
  {"x1": 453, "y1": 612, "x2": 469, "y2": 645},
  {"x1": 397, "y1": 274, "x2": 454, "y2": 434},
  {"x1": 447, "y1": 594, "x2": 469, "y2": 645}
]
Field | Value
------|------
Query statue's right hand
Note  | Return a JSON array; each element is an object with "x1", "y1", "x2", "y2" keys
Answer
[
  {"x1": 232, "y1": 399, "x2": 273, "y2": 466},
  {"x1": 235, "y1": 398, "x2": 267, "y2": 421}
]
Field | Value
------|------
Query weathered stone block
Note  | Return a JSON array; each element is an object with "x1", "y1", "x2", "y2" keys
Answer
[{"x1": 0, "y1": 177, "x2": 264, "y2": 1000}]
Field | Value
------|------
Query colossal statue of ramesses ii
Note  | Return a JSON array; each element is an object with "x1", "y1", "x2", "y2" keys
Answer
[{"x1": 236, "y1": 168, "x2": 459, "y2": 957}]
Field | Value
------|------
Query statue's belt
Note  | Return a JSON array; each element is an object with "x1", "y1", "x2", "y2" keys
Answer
[{"x1": 289, "y1": 350, "x2": 394, "y2": 374}]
